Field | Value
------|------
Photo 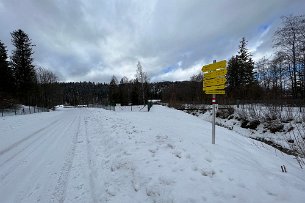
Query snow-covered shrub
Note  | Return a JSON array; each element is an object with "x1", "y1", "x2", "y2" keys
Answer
[
  {"x1": 247, "y1": 104, "x2": 262, "y2": 121},
  {"x1": 236, "y1": 108, "x2": 247, "y2": 121},
  {"x1": 247, "y1": 120, "x2": 261, "y2": 129},
  {"x1": 287, "y1": 124, "x2": 305, "y2": 167},
  {"x1": 216, "y1": 106, "x2": 234, "y2": 119},
  {"x1": 264, "y1": 119, "x2": 284, "y2": 133},
  {"x1": 281, "y1": 106, "x2": 294, "y2": 123},
  {"x1": 263, "y1": 105, "x2": 281, "y2": 121},
  {"x1": 236, "y1": 105, "x2": 261, "y2": 129},
  {"x1": 240, "y1": 119, "x2": 260, "y2": 129}
]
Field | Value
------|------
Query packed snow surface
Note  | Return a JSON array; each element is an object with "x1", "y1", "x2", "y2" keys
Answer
[{"x1": 0, "y1": 106, "x2": 304, "y2": 203}]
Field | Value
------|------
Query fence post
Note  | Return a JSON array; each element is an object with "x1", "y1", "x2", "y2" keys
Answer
[{"x1": 1, "y1": 109, "x2": 3, "y2": 117}]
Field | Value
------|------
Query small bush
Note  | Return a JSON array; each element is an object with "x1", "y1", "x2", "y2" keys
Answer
[
  {"x1": 236, "y1": 108, "x2": 247, "y2": 121},
  {"x1": 248, "y1": 120, "x2": 260, "y2": 130},
  {"x1": 287, "y1": 124, "x2": 305, "y2": 167},
  {"x1": 281, "y1": 106, "x2": 294, "y2": 123},
  {"x1": 240, "y1": 119, "x2": 260, "y2": 130},
  {"x1": 216, "y1": 107, "x2": 234, "y2": 119},
  {"x1": 241, "y1": 120, "x2": 249, "y2": 128},
  {"x1": 265, "y1": 119, "x2": 284, "y2": 133},
  {"x1": 264, "y1": 105, "x2": 281, "y2": 121}
]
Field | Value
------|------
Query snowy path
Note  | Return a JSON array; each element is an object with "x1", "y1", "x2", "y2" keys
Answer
[
  {"x1": 0, "y1": 110, "x2": 82, "y2": 202},
  {"x1": 0, "y1": 107, "x2": 305, "y2": 203}
]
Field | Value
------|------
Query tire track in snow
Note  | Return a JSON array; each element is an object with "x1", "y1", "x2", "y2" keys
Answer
[
  {"x1": 0, "y1": 121, "x2": 69, "y2": 181},
  {"x1": 51, "y1": 115, "x2": 81, "y2": 203},
  {"x1": 13, "y1": 115, "x2": 82, "y2": 203},
  {"x1": 0, "y1": 119, "x2": 64, "y2": 169},
  {"x1": 84, "y1": 116, "x2": 99, "y2": 203},
  {"x1": 0, "y1": 119, "x2": 60, "y2": 157}
]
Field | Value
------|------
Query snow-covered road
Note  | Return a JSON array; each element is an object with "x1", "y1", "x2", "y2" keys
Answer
[
  {"x1": 0, "y1": 106, "x2": 304, "y2": 203},
  {"x1": 0, "y1": 109, "x2": 83, "y2": 202}
]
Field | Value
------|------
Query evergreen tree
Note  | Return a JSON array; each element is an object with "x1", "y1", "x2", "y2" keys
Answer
[
  {"x1": 109, "y1": 75, "x2": 119, "y2": 104},
  {"x1": 238, "y1": 37, "x2": 255, "y2": 86},
  {"x1": 131, "y1": 79, "x2": 140, "y2": 105},
  {"x1": 226, "y1": 55, "x2": 239, "y2": 95},
  {"x1": 0, "y1": 40, "x2": 14, "y2": 96},
  {"x1": 226, "y1": 38, "x2": 256, "y2": 99},
  {"x1": 10, "y1": 29, "x2": 37, "y2": 104}
]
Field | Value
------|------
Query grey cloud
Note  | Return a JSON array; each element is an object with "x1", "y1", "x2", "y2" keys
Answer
[{"x1": 0, "y1": 0, "x2": 304, "y2": 83}]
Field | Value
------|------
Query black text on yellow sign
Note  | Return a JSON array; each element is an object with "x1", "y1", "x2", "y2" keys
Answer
[
  {"x1": 203, "y1": 77, "x2": 226, "y2": 87},
  {"x1": 202, "y1": 60, "x2": 226, "y2": 72},
  {"x1": 205, "y1": 90, "x2": 225, "y2": 95},
  {"x1": 204, "y1": 69, "x2": 227, "y2": 79},
  {"x1": 203, "y1": 84, "x2": 226, "y2": 91}
]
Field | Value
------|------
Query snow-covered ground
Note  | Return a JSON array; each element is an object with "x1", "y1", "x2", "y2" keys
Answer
[
  {"x1": 0, "y1": 106, "x2": 304, "y2": 203},
  {"x1": 193, "y1": 105, "x2": 304, "y2": 154}
]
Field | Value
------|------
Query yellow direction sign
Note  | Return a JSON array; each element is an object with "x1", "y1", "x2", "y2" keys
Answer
[
  {"x1": 204, "y1": 77, "x2": 226, "y2": 87},
  {"x1": 205, "y1": 90, "x2": 225, "y2": 95},
  {"x1": 202, "y1": 60, "x2": 226, "y2": 72},
  {"x1": 204, "y1": 84, "x2": 226, "y2": 91},
  {"x1": 204, "y1": 69, "x2": 227, "y2": 79}
]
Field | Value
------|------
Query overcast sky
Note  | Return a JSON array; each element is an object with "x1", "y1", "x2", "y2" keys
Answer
[{"x1": 0, "y1": 0, "x2": 304, "y2": 83}]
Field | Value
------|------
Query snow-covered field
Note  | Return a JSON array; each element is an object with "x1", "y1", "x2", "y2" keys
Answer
[{"x1": 0, "y1": 106, "x2": 304, "y2": 203}]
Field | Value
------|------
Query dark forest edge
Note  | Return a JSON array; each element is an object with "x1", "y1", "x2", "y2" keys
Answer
[{"x1": 0, "y1": 15, "x2": 304, "y2": 109}]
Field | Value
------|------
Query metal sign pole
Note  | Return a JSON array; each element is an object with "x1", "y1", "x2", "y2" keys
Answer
[
  {"x1": 212, "y1": 60, "x2": 216, "y2": 144},
  {"x1": 212, "y1": 94, "x2": 216, "y2": 144}
]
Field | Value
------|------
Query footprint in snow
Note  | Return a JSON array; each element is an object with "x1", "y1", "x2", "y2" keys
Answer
[
  {"x1": 159, "y1": 176, "x2": 176, "y2": 186},
  {"x1": 167, "y1": 143, "x2": 175, "y2": 149},
  {"x1": 267, "y1": 191, "x2": 277, "y2": 196},
  {"x1": 200, "y1": 169, "x2": 216, "y2": 177},
  {"x1": 106, "y1": 185, "x2": 116, "y2": 196},
  {"x1": 172, "y1": 151, "x2": 182, "y2": 159},
  {"x1": 205, "y1": 158, "x2": 212, "y2": 163}
]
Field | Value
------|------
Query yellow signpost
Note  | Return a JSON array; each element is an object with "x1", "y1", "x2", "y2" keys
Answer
[{"x1": 201, "y1": 60, "x2": 227, "y2": 144}]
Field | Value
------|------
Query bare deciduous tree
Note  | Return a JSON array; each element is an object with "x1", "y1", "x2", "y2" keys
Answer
[
  {"x1": 136, "y1": 61, "x2": 148, "y2": 105},
  {"x1": 273, "y1": 15, "x2": 305, "y2": 98},
  {"x1": 36, "y1": 67, "x2": 57, "y2": 84}
]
